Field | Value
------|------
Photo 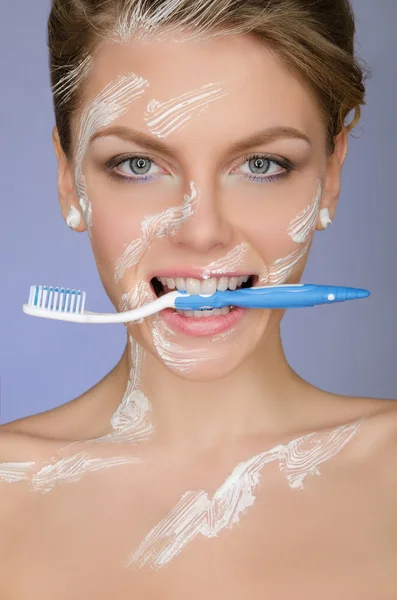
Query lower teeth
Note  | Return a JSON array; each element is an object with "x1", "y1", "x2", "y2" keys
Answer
[{"x1": 176, "y1": 306, "x2": 234, "y2": 318}]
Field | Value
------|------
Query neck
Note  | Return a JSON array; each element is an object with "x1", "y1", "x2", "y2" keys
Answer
[{"x1": 112, "y1": 327, "x2": 321, "y2": 451}]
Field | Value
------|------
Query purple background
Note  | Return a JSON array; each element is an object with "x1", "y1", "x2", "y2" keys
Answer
[{"x1": 1, "y1": 1, "x2": 396, "y2": 424}]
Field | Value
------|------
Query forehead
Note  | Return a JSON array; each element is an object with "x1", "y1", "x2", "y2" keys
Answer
[{"x1": 77, "y1": 32, "x2": 324, "y2": 142}]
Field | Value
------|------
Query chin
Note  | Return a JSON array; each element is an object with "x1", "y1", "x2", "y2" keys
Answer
[
  {"x1": 157, "y1": 347, "x2": 252, "y2": 382},
  {"x1": 143, "y1": 309, "x2": 270, "y2": 382}
]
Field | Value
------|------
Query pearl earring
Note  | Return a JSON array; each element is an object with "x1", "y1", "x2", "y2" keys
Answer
[
  {"x1": 66, "y1": 206, "x2": 82, "y2": 229},
  {"x1": 319, "y1": 208, "x2": 332, "y2": 229}
]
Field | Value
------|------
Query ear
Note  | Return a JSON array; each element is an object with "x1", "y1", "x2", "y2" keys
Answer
[
  {"x1": 315, "y1": 128, "x2": 348, "y2": 229},
  {"x1": 52, "y1": 126, "x2": 86, "y2": 232}
]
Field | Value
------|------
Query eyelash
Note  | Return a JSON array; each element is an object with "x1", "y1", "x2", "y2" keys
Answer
[{"x1": 105, "y1": 152, "x2": 295, "y2": 185}]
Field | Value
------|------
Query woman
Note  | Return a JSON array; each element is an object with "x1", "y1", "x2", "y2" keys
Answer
[{"x1": 0, "y1": 0, "x2": 396, "y2": 597}]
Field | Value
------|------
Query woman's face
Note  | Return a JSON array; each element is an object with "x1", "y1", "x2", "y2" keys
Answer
[{"x1": 60, "y1": 32, "x2": 346, "y2": 381}]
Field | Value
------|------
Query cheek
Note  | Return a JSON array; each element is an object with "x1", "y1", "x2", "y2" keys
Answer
[
  {"x1": 91, "y1": 208, "x2": 141, "y2": 270},
  {"x1": 84, "y1": 174, "x2": 149, "y2": 265},
  {"x1": 84, "y1": 167, "x2": 180, "y2": 257},
  {"x1": 228, "y1": 180, "x2": 320, "y2": 263},
  {"x1": 249, "y1": 204, "x2": 294, "y2": 262},
  {"x1": 86, "y1": 194, "x2": 145, "y2": 300}
]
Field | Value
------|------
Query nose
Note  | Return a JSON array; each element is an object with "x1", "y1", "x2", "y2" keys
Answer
[{"x1": 170, "y1": 179, "x2": 234, "y2": 254}]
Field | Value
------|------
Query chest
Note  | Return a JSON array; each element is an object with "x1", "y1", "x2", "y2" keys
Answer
[{"x1": 3, "y1": 460, "x2": 397, "y2": 600}]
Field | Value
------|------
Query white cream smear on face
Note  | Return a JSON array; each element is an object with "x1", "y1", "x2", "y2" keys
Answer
[
  {"x1": 119, "y1": 278, "x2": 201, "y2": 373},
  {"x1": 125, "y1": 417, "x2": 363, "y2": 570},
  {"x1": 114, "y1": 180, "x2": 199, "y2": 284},
  {"x1": 259, "y1": 181, "x2": 322, "y2": 285},
  {"x1": 150, "y1": 315, "x2": 227, "y2": 373},
  {"x1": 144, "y1": 82, "x2": 228, "y2": 139},
  {"x1": 201, "y1": 243, "x2": 249, "y2": 280},
  {"x1": 75, "y1": 73, "x2": 149, "y2": 238},
  {"x1": 120, "y1": 275, "x2": 154, "y2": 324},
  {"x1": 287, "y1": 181, "x2": 322, "y2": 244}
]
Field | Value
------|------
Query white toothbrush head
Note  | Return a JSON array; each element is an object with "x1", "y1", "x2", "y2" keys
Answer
[
  {"x1": 27, "y1": 285, "x2": 86, "y2": 313},
  {"x1": 22, "y1": 284, "x2": 182, "y2": 324}
]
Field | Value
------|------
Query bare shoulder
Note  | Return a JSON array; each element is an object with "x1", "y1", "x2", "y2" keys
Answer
[
  {"x1": 0, "y1": 426, "x2": 57, "y2": 463},
  {"x1": 360, "y1": 397, "x2": 397, "y2": 447},
  {"x1": 0, "y1": 404, "x2": 89, "y2": 518},
  {"x1": 0, "y1": 395, "x2": 87, "y2": 441},
  {"x1": 0, "y1": 430, "x2": 44, "y2": 527},
  {"x1": 324, "y1": 393, "x2": 397, "y2": 431},
  {"x1": 0, "y1": 424, "x2": 57, "y2": 593},
  {"x1": 0, "y1": 422, "x2": 79, "y2": 523},
  {"x1": 353, "y1": 396, "x2": 397, "y2": 436},
  {"x1": 341, "y1": 396, "x2": 397, "y2": 470},
  {"x1": 0, "y1": 366, "x2": 124, "y2": 444},
  {"x1": 306, "y1": 391, "x2": 397, "y2": 464},
  {"x1": 0, "y1": 429, "x2": 49, "y2": 586},
  {"x1": 0, "y1": 389, "x2": 107, "y2": 445}
]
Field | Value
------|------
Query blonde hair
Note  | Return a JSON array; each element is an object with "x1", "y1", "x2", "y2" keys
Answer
[{"x1": 48, "y1": 0, "x2": 369, "y2": 157}]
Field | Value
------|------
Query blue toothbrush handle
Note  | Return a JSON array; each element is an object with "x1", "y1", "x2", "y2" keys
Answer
[{"x1": 174, "y1": 284, "x2": 370, "y2": 310}]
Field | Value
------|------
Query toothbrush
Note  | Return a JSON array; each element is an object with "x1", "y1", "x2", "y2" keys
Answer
[{"x1": 22, "y1": 284, "x2": 370, "y2": 324}]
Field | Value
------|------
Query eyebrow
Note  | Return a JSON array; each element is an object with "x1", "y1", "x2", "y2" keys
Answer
[{"x1": 89, "y1": 124, "x2": 312, "y2": 158}]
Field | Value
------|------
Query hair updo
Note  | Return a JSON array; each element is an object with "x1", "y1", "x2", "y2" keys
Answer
[{"x1": 48, "y1": 0, "x2": 368, "y2": 158}]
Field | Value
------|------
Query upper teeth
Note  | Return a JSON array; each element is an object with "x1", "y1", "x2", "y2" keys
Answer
[{"x1": 156, "y1": 275, "x2": 250, "y2": 295}]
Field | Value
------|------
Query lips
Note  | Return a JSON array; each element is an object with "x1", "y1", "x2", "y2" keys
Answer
[{"x1": 160, "y1": 305, "x2": 248, "y2": 336}]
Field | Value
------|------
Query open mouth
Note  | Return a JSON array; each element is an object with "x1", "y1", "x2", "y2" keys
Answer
[{"x1": 150, "y1": 274, "x2": 257, "y2": 317}]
